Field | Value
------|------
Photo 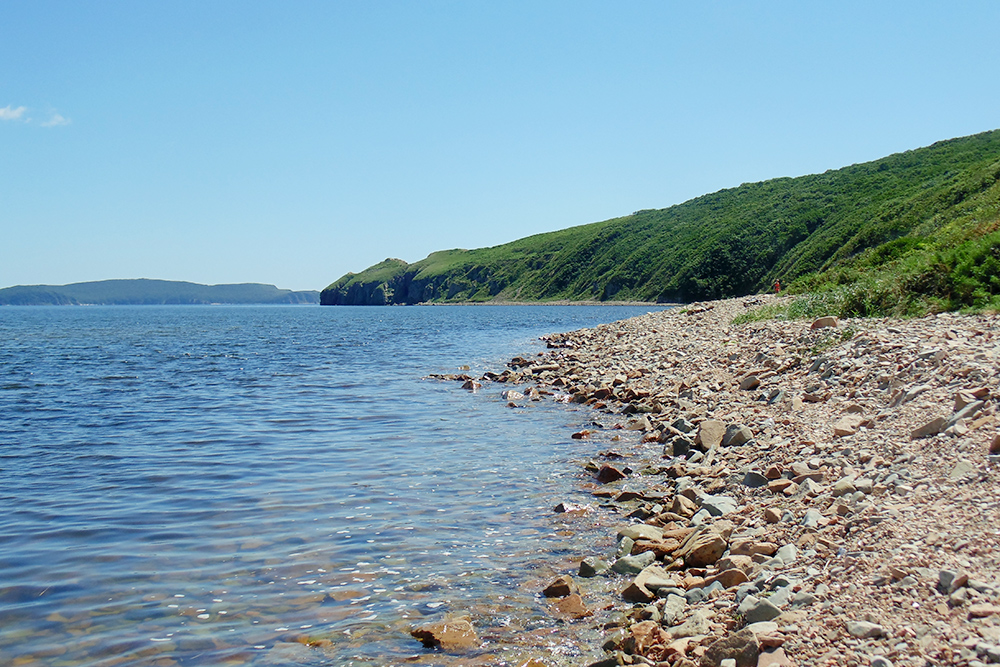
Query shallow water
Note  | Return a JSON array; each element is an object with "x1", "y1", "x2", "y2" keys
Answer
[{"x1": 0, "y1": 304, "x2": 665, "y2": 666}]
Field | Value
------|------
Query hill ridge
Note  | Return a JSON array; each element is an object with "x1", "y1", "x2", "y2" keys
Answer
[
  {"x1": 0, "y1": 279, "x2": 320, "y2": 306},
  {"x1": 322, "y1": 128, "x2": 1000, "y2": 313}
]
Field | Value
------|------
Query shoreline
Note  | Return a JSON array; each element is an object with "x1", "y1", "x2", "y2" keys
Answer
[{"x1": 431, "y1": 294, "x2": 1000, "y2": 666}]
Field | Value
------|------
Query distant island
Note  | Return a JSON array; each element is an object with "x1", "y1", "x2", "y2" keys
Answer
[{"x1": 0, "y1": 279, "x2": 320, "y2": 306}]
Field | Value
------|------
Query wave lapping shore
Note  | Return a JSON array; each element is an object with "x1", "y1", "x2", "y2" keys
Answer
[{"x1": 440, "y1": 296, "x2": 1000, "y2": 667}]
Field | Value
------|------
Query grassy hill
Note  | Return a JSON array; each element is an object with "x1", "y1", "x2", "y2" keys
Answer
[
  {"x1": 0, "y1": 279, "x2": 320, "y2": 305},
  {"x1": 322, "y1": 129, "x2": 1000, "y2": 314}
]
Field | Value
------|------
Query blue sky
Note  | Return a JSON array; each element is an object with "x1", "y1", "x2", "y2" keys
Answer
[{"x1": 3, "y1": 2, "x2": 999, "y2": 291}]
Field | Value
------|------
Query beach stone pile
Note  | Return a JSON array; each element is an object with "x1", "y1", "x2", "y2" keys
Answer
[{"x1": 437, "y1": 295, "x2": 1000, "y2": 667}]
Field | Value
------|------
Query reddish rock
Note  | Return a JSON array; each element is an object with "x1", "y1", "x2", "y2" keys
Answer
[
  {"x1": 833, "y1": 414, "x2": 864, "y2": 437},
  {"x1": 542, "y1": 574, "x2": 578, "y2": 598},
  {"x1": 911, "y1": 416, "x2": 945, "y2": 439},
  {"x1": 757, "y1": 647, "x2": 794, "y2": 666},
  {"x1": 716, "y1": 553, "x2": 757, "y2": 571},
  {"x1": 702, "y1": 567, "x2": 749, "y2": 589},
  {"x1": 632, "y1": 538, "x2": 684, "y2": 559},
  {"x1": 550, "y1": 593, "x2": 592, "y2": 619},
  {"x1": 767, "y1": 479, "x2": 795, "y2": 494},
  {"x1": 596, "y1": 464, "x2": 627, "y2": 483},
  {"x1": 411, "y1": 618, "x2": 479, "y2": 650},
  {"x1": 969, "y1": 604, "x2": 1000, "y2": 619},
  {"x1": 810, "y1": 316, "x2": 839, "y2": 329},
  {"x1": 676, "y1": 521, "x2": 733, "y2": 567},
  {"x1": 628, "y1": 620, "x2": 668, "y2": 655}
]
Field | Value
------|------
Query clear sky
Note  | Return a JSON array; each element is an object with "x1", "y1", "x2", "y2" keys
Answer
[{"x1": 3, "y1": 2, "x2": 999, "y2": 292}]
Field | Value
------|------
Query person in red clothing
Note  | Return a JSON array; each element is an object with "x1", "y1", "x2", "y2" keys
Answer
[{"x1": 774, "y1": 279, "x2": 781, "y2": 293}]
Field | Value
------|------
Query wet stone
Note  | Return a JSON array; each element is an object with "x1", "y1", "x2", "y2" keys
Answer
[
  {"x1": 579, "y1": 557, "x2": 610, "y2": 578},
  {"x1": 611, "y1": 550, "x2": 656, "y2": 575}
]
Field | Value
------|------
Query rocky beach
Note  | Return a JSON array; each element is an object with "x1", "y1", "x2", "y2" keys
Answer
[{"x1": 425, "y1": 295, "x2": 1000, "y2": 667}]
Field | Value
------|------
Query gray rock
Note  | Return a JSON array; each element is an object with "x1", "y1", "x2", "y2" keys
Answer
[
  {"x1": 579, "y1": 556, "x2": 610, "y2": 578},
  {"x1": 672, "y1": 417, "x2": 695, "y2": 433},
  {"x1": 669, "y1": 437, "x2": 693, "y2": 457},
  {"x1": 743, "y1": 471, "x2": 769, "y2": 488},
  {"x1": 790, "y1": 591, "x2": 816, "y2": 608},
  {"x1": 704, "y1": 580, "x2": 725, "y2": 597},
  {"x1": 776, "y1": 544, "x2": 797, "y2": 565},
  {"x1": 662, "y1": 593, "x2": 686, "y2": 625},
  {"x1": 640, "y1": 604, "x2": 661, "y2": 623},
  {"x1": 738, "y1": 595, "x2": 782, "y2": 623},
  {"x1": 870, "y1": 657, "x2": 893, "y2": 667},
  {"x1": 656, "y1": 586, "x2": 686, "y2": 599},
  {"x1": 939, "y1": 569, "x2": 968, "y2": 594},
  {"x1": 949, "y1": 461, "x2": 977, "y2": 481},
  {"x1": 611, "y1": 550, "x2": 655, "y2": 575},
  {"x1": 643, "y1": 573, "x2": 681, "y2": 590},
  {"x1": 846, "y1": 620, "x2": 884, "y2": 638},
  {"x1": 723, "y1": 424, "x2": 754, "y2": 446},
  {"x1": 701, "y1": 494, "x2": 738, "y2": 517},
  {"x1": 615, "y1": 536, "x2": 635, "y2": 558},
  {"x1": 685, "y1": 587, "x2": 706, "y2": 605},
  {"x1": 801, "y1": 509, "x2": 823, "y2": 528},
  {"x1": 768, "y1": 586, "x2": 794, "y2": 608},
  {"x1": 948, "y1": 400, "x2": 985, "y2": 429},
  {"x1": 668, "y1": 610, "x2": 710, "y2": 638},
  {"x1": 855, "y1": 478, "x2": 874, "y2": 494},
  {"x1": 691, "y1": 508, "x2": 713, "y2": 525},
  {"x1": 761, "y1": 556, "x2": 784, "y2": 570},
  {"x1": 832, "y1": 476, "x2": 857, "y2": 497},
  {"x1": 735, "y1": 583, "x2": 759, "y2": 603}
]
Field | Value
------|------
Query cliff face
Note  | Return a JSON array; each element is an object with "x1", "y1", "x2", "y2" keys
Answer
[{"x1": 319, "y1": 265, "x2": 506, "y2": 305}]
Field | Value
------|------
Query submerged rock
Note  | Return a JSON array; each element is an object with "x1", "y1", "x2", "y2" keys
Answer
[{"x1": 411, "y1": 617, "x2": 479, "y2": 650}]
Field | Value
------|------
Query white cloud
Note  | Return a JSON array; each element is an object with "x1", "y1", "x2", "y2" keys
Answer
[
  {"x1": 0, "y1": 105, "x2": 28, "y2": 121},
  {"x1": 41, "y1": 113, "x2": 71, "y2": 127}
]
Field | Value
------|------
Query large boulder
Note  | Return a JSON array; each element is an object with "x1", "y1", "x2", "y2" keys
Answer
[
  {"x1": 676, "y1": 520, "x2": 733, "y2": 567},
  {"x1": 694, "y1": 420, "x2": 726, "y2": 450}
]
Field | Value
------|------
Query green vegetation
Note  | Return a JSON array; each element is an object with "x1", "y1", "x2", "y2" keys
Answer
[
  {"x1": 323, "y1": 129, "x2": 1000, "y2": 314},
  {"x1": 0, "y1": 279, "x2": 320, "y2": 306}
]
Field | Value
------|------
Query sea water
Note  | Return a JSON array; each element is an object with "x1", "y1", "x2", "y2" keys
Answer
[{"x1": 0, "y1": 304, "x2": 666, "y2": 666}]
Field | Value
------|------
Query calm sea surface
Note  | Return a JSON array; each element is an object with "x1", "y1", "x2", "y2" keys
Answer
[{"x1": 0, "y1": 305, "x2": 665, "y2": 667}]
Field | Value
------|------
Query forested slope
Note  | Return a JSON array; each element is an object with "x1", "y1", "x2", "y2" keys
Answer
[{"x1": 323, "y1": 130, "x2": 1000, "y2": 312}]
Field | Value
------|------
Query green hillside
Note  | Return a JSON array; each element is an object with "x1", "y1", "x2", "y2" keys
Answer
[
  {"x1": 0, "y1": 279, "x2": 320, "y2": 305},
  {"x1": 322, "y1": 129, "x2": 1000, "y2": 313}
]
